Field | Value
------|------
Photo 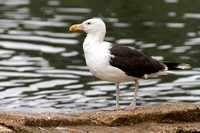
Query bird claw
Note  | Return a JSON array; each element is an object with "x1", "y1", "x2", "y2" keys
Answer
[
  {"x1": 124, "y1": 106, "x2": 135, "y2": 111},
  {"x1": 101, "y1": 106, "x2": 120, "y2": 111},
  {"x1": 124, "y1": 103, "x2": 136, "y2": 111}
]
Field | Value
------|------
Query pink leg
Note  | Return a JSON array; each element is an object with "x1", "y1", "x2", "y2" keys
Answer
[
  {"x1": 102, "y1": 83, "x2": 120, "y2": 111},
  {"x1": 124, "y1": 80, "x2": 139, "y2": 111}
]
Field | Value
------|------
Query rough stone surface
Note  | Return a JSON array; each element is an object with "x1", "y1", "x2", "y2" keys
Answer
[
  {"x1": 0, "y1": 102, "x2": 200, "y2": 132},
  {"x1": 0, "y1": 125, "x2": 14, "y2": 133}
]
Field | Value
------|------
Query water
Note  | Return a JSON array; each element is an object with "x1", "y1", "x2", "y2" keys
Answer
[{"x1": 0, "y1": 0, "x2": 200, "y2": 113}]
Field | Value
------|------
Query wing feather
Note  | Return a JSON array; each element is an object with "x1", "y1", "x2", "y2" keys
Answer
[{"x1": 109, "y1": 44, "x2": 165, "y2": 78}]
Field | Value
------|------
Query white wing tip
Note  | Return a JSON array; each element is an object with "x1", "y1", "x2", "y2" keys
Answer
[{"x1": 167, "y1": 71, "x2": 177, "y2": 75}]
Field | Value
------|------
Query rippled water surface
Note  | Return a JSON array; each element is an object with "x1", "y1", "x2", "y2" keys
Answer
[{"x1": 0, "y1": 0, "x2": 200, "y2": 113}]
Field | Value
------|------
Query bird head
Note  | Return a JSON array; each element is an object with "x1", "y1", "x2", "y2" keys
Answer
[{"x1": 69, "y1": 18, "x2": 106, "y2": 35}]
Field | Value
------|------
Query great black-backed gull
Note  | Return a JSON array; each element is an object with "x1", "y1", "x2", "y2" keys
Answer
[{"x1": 69, "y1": 18, "x2": 185, "y2": 111}]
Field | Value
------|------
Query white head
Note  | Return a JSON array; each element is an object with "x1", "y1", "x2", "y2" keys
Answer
[{"x1": 70, "y1": 18, "x2": 106, "y2": 36}]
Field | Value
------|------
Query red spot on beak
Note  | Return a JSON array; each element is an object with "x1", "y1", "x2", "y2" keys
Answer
[{"x1": 71, "y1": 27, "x2": 76, "y2": 31}]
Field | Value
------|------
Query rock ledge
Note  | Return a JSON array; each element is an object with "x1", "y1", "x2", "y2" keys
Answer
[{"x1": 0, "y1": 102, "x2": 200, "y2": 132}]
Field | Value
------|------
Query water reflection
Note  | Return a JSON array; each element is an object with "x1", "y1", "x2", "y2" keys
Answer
[
  {"x1": 166, "y1": 23, "x2": 185, "y2": 28},
  {"x1": 184, "y1": 13, "x2": 200, "y2": 19},
  {"x1": 0, "y1": 35, "x2": 78, "y2": 45},
  {"x1": 0, "y1": 41, "x2": 66, "y2": 53},
  {"x1": 164, "y1": 0, "x2": 179, "y2": 3},
  {"x1": 0, "y1": 0, "x2": 29, "y2": 6},
  {"x1": 0, "y1": 0, "x2": 199, "y2": 113}
]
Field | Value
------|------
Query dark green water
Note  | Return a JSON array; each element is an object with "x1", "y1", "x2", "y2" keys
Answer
[{"x1": 0, "y1": 0, "x2": 200, "y2": 113}]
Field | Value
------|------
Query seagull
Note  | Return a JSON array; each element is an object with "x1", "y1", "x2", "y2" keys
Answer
[{"x1": 69, "y1": 18, "x2": 185, "y2": 111}]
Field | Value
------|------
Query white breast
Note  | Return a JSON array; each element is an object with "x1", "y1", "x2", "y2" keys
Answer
[{"x1": 83, "y1": 41, "x2": 138, "y2": 83}]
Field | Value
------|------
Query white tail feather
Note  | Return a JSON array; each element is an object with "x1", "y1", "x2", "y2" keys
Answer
[{"x1": 145, "y1": 70, "x2": 177, "y2": 78}]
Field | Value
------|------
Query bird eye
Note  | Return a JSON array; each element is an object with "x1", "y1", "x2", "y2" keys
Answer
[{"x1": 87, "y1": 22, "x2": 91, "y2": 25}]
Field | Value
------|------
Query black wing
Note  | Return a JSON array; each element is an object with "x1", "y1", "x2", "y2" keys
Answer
[{"x1": 109, "y1": 44, "x2": 165, "y2": 78}]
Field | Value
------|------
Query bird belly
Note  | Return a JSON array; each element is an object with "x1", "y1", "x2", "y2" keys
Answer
[
  {"x1": 88, "y1": 64, "x2": 139, "y2": 82},
  {"x1": 84, "y1": 44, "x2": 139, "y2": 82}
]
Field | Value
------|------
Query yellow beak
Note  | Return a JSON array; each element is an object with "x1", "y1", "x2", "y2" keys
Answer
[{"x1": 69, "y1": 24, "x2": 84, "y2": 31}]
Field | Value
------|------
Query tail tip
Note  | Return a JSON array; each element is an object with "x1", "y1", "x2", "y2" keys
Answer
[{"x1": 178, "y1": 63, "x2": 190, "y2": 70}]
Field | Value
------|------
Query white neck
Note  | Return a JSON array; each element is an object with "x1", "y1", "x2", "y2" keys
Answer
[{"x1": 84, "y1": 30, "x2": 105, "y2": 46}]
